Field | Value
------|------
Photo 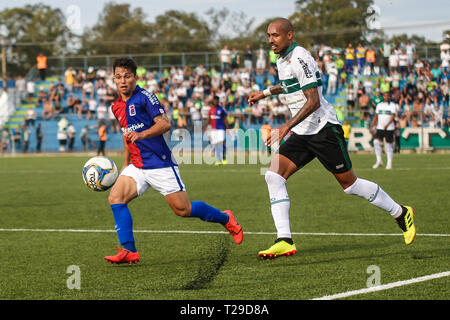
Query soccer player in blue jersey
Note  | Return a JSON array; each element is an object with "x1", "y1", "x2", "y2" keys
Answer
[
  {"x1": 205, "y1": 96, "x2": 228, "y2": 165},
  {"x1": 104, "y1": 57, "x2": 243, "y2": 264}
]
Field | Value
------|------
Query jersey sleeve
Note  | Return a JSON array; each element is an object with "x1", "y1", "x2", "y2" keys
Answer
[
  {"x1": 142, "y1": 90, "x2": 165, "y2": 120},
  {"x1": 290, "y1": 50, "x2": 319, "y2": 91},
  {"x1": 374, "y1": 103, "x2": 381, "y2": 115},
  {"x1": 220, "y1": 106, "x2": 228, "y2": 118}
]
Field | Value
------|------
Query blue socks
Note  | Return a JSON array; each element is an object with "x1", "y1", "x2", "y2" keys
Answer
[
  {"x1": 190, "y1": 201, "x2": 229, "y2": 225},
  {"x1": 110, "y1": 201, "x2": 229, "y2": 253},
  {"x1": 110, "y1": 203, "x2": 137, "y2": 252}
]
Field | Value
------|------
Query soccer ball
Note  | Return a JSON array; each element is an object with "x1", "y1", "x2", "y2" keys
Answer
[{"x1": 82, "y1": 156, "x2": 118, "y2": 191}]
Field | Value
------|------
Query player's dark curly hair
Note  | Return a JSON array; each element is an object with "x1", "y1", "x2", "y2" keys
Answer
[{"x1": 113, "y1": 57, "x2": 137, "y2": 75}]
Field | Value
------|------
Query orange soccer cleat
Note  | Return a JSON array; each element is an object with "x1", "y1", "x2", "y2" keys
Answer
[
  {"x1": 223, "y1": 210, "x2": 243, "y2": 244},
  {"x1": 104, "y1": 247, "x2": 140, "y2": 264}
]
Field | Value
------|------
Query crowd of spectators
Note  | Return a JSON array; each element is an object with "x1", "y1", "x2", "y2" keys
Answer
[
  {"x1": 1, "y1": 39, "x2": 449, "y2": 153},
  {"x1": 314, "y1": 39, "x2": 449, "y2": 129}
]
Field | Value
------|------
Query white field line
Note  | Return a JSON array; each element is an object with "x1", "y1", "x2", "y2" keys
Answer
[
  {"x1": 1, "y1": 167, "x2": 450, "y2": 174},
  {"x1": 312, "y1": 271, "x2": 450, "y2": 300},
  {"x1": 0, "y1": 228, "x2": 449, "y2": 237}
]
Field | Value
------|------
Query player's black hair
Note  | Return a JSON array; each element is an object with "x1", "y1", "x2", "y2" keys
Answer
[{"x1": 113, "y1": 57, "x2": 137, "y2": 75}]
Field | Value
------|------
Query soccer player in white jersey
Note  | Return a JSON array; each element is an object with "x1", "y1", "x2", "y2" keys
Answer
[
  {"x1": 371, "y1": 92, "x2": 399, "y2": 170},
  {"x1": 248, "y1": 18, "x2": 416, "y2": 259}
]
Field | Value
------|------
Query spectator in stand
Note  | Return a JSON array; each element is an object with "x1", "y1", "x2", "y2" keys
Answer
[
  {"x1": 389, "y1": 46, "x2": 399, "y2": 74},
  {"x1": 344, "y1": 43, "x2": 355, "y2": 74},
  {"x1": 346, "y1": 83, "x2": 356, "y2": 115},
  {"x1": 41, "y1": 97, "x2": 54, "y2": 120},
  {"x1": 36, "y1": 53, "x2": 47, "y2": 81},
  {"x1": 97, "y1": 99, "x2": 108, "y2": 122},
  {"x1": 66, "y1": 95, "x2": 76, "y2": 113},
  {"x1": 15, "y1": 76, "x2": 26, "y2": 103},
  {"x1": 1, "y1": 128, "x2": 10, "y2": 153},
  {"x1": 36, "y1": 123, "x2": 43, "y2": 153},
  {"x1": 67, "y1": 123, "x2": 76, "y2": 152},
  {"x1": 220, "y1": 45, "x2": 231, "y2": 74},
  {"x1": 256, "y1": 44, "x2": 267, "y2": 76},
  {"x1": 136, "y1": 65, "x2": 147, "y2": 78},
  {"x1": 398, "y1": 49, "x2": 409, "y2": 79},
  {"x1": 423, "y1": 96, "x2": 435, "y2": 125},
  {"x1": 432, "y1": 104, "x2": 444, "y2": 128},
  {"x1": 411, "y1": 96, "x2": 424, "y2": 126},
  {"x1": 430, "y1": 64, "x2": 441, "y2": 81},
  {"x1": 65, "y1": 67, "x2": 76, "y2": 94},
  {"x1": 406, "y1": 41, "x2": 416, "y2": 72},
  {"x1": 326, "y1": 63, "x2": 338, "y2": 96},
  {"x1": 231, "y1": 47, "x2": 240, "y2": 71},
  {"x1": 86, "y1": 66, "x2": 96, "y2": 83},
  {"x1": 26, "y1": 79, "x2": 35, "y2": 101},
  {"x1": 57, "y1": 117, "x2": 68, "y2": 152},
  {"x1": 244, "y1": 44, "x2": 253, "y2": 72},
  {"x1": 441, "y1": 46, "x2": 450, "y2": 74},
  {"x1": 25, "y1": 106, "x2": 36, "y2": 127},
  {"x1": 21, "y1": 124, "x2": 30, "y2": 153},
  {"x1": 74, "y1": 69, "x2": 85, "y2": 93},
  {"x1": 358, "y1": 89, "x2": 371, "y2": 119},
  {"x1": 355, "y1": 43, "x2": 366, "y2": 74},
  {"x1": 80, "y1": 125, "x2": 92, "y2": 151},
  {"x1": 97, "y1": 120, "x2": 107, "y2": 156},
  {"x1": 366, "y1": 47, "x2": 376, "y2": 75},
  {"x1": 87, "y1": 95, "x2": 97, "y2": 120},
  {"x1": 380, "y1": 40, "x2": 393, "y2": 75}
]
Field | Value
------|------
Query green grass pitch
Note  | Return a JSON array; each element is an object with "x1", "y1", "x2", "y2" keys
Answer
[{"x1": 0, "y1": 153, "x2": 449, "y2": 300}]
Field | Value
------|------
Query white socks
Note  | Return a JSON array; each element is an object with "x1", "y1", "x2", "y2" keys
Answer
[
  {"x1": 385, "y1": 142, "x2": 394, "y2": 168},
  {"x1": 344, "y1": 178, "x2": 402, "y2": 218},
  {"x1": 265, "y1": 172, "x2": 403, "y2": 239},
  {"x1": 374, "y1": 139, "x2": 394, "y2": 168},
  {"x1": 265, "y1": 171, "x2": 291, "y2": 239},
  {"x1": 374, "y1": 139, "x2": 383, "y2": 164}
]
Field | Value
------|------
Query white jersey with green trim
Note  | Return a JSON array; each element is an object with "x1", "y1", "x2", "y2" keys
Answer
[
  {"x1": 375, "y1": 101, "x2": 398, "y2": 131},
  {"x1": 277, "y1": 42, "x2": 339, "y2": 135}
]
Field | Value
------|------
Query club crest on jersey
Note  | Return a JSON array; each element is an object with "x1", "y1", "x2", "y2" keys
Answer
[{"x1": 129, "y1": 104, "x2": 136, "y2": 116}]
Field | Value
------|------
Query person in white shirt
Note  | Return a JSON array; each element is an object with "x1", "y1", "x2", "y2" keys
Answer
[
  {"x1": 87, "y1": 97, "x2": 97, "y2": 120},
  {"x1": 220, "y1": 45, "x2": 231, "y2": 74},
  {"x1": 370, "y1": 92, "x2": 399, "y2": 169},
  {"x1": 96, "y1": 100, "x2": 108, "y2": 121},
  {"x1": 248, "y1": 18, "x2": 416, "y2": 259},
  {"x1": 398, "y1": 49, "x2": 409, "y2": 79}
]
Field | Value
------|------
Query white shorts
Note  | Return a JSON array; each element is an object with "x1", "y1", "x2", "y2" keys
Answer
[
  {"x1": 256, "y1": 58, "x2": 266, "y2": 69},
  {"x1": 210, "y1": 129, "x2": 225, "y2": 145},
  {"x1": 120, "y1": 164, "x2": 185, "y2": 196}
]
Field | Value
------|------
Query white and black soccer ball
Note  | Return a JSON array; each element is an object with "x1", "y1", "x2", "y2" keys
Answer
[{"x1": 82, "y1": 156, "x2": 118, "y2": 191}]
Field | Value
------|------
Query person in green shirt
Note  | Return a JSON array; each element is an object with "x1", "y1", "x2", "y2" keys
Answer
[
  {"x1": 371, "y1": 90, "x2": 383, "y2": 109},
  {"x1": 136, "y1": 76, "x2": 147, "y2": 90},
  {"x1": 136, "y1": 65, "x2": 147, "y2": 78},
  {"x1": 269, "y1": 49, "x2": 279, "y2": 79}
]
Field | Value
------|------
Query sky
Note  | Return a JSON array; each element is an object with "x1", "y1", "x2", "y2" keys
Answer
[{"x1": 1, "y1": 0, "x2": 449, "y2": 42}]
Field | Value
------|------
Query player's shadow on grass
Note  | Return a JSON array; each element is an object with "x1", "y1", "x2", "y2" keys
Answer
[{"x1": 179, "y1": 234, "x2": 231, "y2": 290}]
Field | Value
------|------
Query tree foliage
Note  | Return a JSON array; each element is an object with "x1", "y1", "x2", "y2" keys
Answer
[
  {"x1": 289, "y1": 0, "x2": 376, "y2": 48},
  {"x1": 0, "y1": 3, "x2": 72, "y2": 75}
]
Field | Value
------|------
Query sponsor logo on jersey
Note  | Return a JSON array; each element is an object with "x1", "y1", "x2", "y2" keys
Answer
[
  {"x1": 298, "y1": 58, "x2": 313, "y2": 78},
  {"x1": 141, "y1": 89, "x2": 159, "y2": 105},
  {"x1": 121, "y1": 123, "x2": 144, "y2": 135},
  {"x1": 129, "y1": 104, "x2": 136, "y2": 116}
]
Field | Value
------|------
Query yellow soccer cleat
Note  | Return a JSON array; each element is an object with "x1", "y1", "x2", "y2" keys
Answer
[
  {"x1": 396, "y1": 205, "x2": 416, "y2": 245},
  {"x1": 258, "y1": 239, "x2": 297, "y2": 260}
]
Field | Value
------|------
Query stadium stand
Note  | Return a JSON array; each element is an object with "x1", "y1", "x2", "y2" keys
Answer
[{"x1": 1, "y1": 43, "x2": 448, "y2": 154}]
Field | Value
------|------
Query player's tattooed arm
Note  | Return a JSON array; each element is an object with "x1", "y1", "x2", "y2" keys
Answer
[
  {"x1": 265, "y1": 87, "x2": 320, "y2": 147},
  {"x1": 248, "y1": 84, "x2": 282, "y2": 105},
  {"x1": 126, "y1": 113, "x2": 171, "y2": 143},
  {"x1": 153, "y1": 113, "x2": 170, "y2": 125},
  {"x1": 285, "y1": 87, "x2": 320, "y2": 130}
]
